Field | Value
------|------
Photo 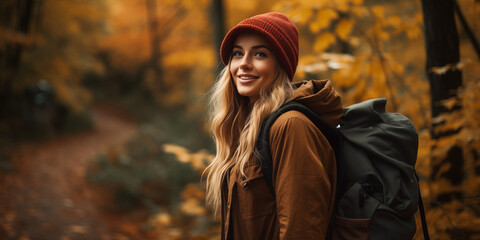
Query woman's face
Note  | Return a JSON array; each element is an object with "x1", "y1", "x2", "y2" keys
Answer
[{"x1": 229, "y1": 32, "x2": 277, "y2": 103}]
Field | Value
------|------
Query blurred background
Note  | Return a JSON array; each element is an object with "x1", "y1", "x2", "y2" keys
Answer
[{"x1": 0, "y1": 0, "x2": 479, "y2": 239}]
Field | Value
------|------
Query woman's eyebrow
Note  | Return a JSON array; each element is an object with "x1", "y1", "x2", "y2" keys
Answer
[
  {"x1": 252, "y1": 45, "x2": 270, "y2": 50},
  {"x1": 232, "y1": 45, "x2": 271, "y2": 51}
]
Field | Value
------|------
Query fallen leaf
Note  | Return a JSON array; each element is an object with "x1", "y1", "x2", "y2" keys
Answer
[{"x1": 69, "y1": 225, "x2": 87, "y2": 234}]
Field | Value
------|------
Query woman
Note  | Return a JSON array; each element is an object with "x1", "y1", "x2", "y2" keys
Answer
[{"x1": 205, "y1": 12, "x2": 344, "y2": 239}]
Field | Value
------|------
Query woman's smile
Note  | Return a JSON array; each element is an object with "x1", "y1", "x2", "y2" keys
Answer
[{"x1": 237, "y1": 74, "x2": 259, "y2": 83}]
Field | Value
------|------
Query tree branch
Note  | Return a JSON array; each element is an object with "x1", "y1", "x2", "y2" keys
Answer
[{"x1": 453, "y1": 0, "x2": 480, "y2": 60}]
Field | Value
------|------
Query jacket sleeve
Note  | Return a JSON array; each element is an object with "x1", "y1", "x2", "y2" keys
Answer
[{"x1": 269, "y1": 112, "x2": 336, "y2": 239}]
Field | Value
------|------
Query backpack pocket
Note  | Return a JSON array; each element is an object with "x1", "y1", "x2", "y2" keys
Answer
[
  {"x1": 333, "y1": 182, "x2": 381, "y2": 239},
  {"x1": 332, "y1": 216, "x2": 371, "y2": 240},
  {"x1": 336, "y1": 182, "x2": 381, "y2": 219}
]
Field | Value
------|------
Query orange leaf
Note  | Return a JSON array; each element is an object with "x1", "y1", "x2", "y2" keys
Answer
[
  {"x1": 309, "y1": 8, "x2": 338, "y2": 33},
  {"x1": 429, "y1": 65, "x2": 451, "y2": 75},
  {"x1": 313, "y1": 32, "x2": 336, "y2": 52},
  {"x1": 440, "y1": 97, "x2": 458, "y2": 110},
  {"x1": 335, "y1": 19, "x2": 355, "y2": 41},
  {"x1": 371, "y1": 5, "x2": 385, "y2": 19}
]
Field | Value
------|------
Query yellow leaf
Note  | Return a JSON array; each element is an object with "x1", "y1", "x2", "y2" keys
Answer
[
  {"x1": 429, "y1": 65, "x2": 451, "y2": 75},
  {"x1": 163, "y1": 144, "x2": 190, "y2": 163},
  {"x1": 377, "y1": 29, "x2": 390, "y2": 40},
  {"x1": 414, "y1": 13, "x2": 423, "y2": 23},
  {"x1": 349, "y1": 36, "x2": 361, "y2": 46},
  {"x1": 163, "y1": 144, "x2": 212, "y2": 171},
  {"x1": 313, "y1": 32, "x2": 336, "y2": 52},
  {"x1": 69, "y1": 225, "x2": 87, "y2": 234},
  {"x1": 180, "y1": 199, "x2": 206, "y2": 216},
  {"x1": 371, "y1": 5, "x2": 385, "y2": 19},
  {"x1": 440, "y1": 97, "x2": 458, "y2": 110},
  {"x1": 293, "y1": 8, "x2": 313, "y2": 25},
  {"x1": 387, "y1": 16, "x2": 402, "y2": 27},
  {"x1": 190, "y1": 150, "x2": 213, "y2": 170},
  {"x1": 389, "y1": 61, "x2": 405, "y2": 74},
  {"x1": 406, "y1": 25, "x2": 422, "y2": 39},
  {"x1": 335, "y1": 19, "x2": 355, "y2": 40},
  {"x1": 352, "y1": 6, "x2": 368, "y2": 18},
  {"x1": 335, "y1": 1, "x2": 350, "y2": 12},
  {"x1": 150, "y1": 213, "x2": 172, "y2": 226},
  {"x1": 299, "y1": 55, "x2": 318, "y2": 66},
  {"x1": 434, "y1": 162, "x2": 452, "y2": 179},
  {"x1": 454, "y1": 61, "x2": 466, "y2": 70},
  {"x1": 309, "y1": 8, "x2": 338, "y2": 33}
]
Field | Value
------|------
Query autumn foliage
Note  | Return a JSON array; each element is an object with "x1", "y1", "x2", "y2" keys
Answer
[{"x1": 1, "y1": 0, "x2": 480, "y2": 239}]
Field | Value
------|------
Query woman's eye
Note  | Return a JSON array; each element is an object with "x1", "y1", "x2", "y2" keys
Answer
[
  {"x1": 232, "y1": 51, "x2": 243, "y2": 57},
  {"x1": 255, "y1": 51, "x2": 267, "y2": 57}
]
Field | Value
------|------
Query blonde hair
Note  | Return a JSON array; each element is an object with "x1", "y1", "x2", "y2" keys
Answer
[{"x1": 205, "y1": 62, "x2": 294, "y2": 216}]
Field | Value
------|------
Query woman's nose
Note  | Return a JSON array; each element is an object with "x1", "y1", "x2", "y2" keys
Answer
[{"x1": 239, "y1": 56, "x2": 252, "y2": 70}]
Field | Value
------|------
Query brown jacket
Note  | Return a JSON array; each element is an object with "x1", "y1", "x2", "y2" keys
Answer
[{"x1": 221, "y1": 80, "x2": 344, "y2": 240}]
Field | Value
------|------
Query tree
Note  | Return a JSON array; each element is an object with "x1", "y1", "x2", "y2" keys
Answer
[
  {"x1": 421, "y1": 0, "x2": 464, "y2": 197},
  {"x1": 0, "y1": 0, "x2": 36, "y2": 121},
  {"x1": 145, "y1": 0, "x2": 189, "y2": 90},
  {"x1": 211, "y1": 0, "x2": 226, "y2": 75},
  {"x1": 0, "y1": 0, "x2": 105, "y2": 138},
  {"x1": 98, "y1": 0, "x2": 216, "y2": 108}
]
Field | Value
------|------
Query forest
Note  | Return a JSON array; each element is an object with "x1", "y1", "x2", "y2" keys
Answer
[{"x1": 0, "y1": 0, "x2": 479, "y2": 239}]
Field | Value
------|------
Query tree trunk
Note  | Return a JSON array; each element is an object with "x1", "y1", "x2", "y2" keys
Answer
[
  {"x1": 421, "y1": 0, "x2": 464, "y2": 199},
  {"x1": 145, "y1": 0, "x2": 163, "y2": 86},
  {"x1": 211, "y1": 0, "x2": 226, "y2": 76},
  {"x1": 1, "y1": 0, "x2": 35, "y2": 94},
  {"x1": 0, "y1": 0, "x2": 36, "y2": 127}
]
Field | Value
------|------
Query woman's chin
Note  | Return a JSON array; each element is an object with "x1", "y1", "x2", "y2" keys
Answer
[{"x1": 237, "y1": 89, "x2": 255, "y2": 98}]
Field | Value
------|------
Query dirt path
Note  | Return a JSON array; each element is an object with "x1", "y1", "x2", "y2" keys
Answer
[{"x1": 0, "y1": 105, "x2": 138, "y2": 240}]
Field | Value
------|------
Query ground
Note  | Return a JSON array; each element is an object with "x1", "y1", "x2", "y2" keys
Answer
[{"x1": 0, "y1": 105, "x2": 150, "y2": 240}]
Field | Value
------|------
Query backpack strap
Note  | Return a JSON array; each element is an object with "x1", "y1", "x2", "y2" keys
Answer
[
  {"x1": 256, "y1": 100, "x2": 342, "y2": 239},
  {"x1": 256, "y1": 100, "x2": 342, "y2": 197},
  {"x1": 418, "y1": 189, "x2": 430, "y2": 240},
  {"x1": 416, "y1": 172, "x2": 430, "y2": 240}
]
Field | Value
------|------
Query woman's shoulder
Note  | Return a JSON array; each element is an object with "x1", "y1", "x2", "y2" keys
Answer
[
  {"x1": 269, "y1": 110, "x2": 317, "y2": 135},
  {"x1": 268, "y1": 109, "x2": 332, "y2": 155}
]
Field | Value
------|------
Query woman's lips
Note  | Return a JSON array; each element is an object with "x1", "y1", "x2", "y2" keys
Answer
[{"x1": 238, "y1": 74, "x2": 259, "y2": 84}]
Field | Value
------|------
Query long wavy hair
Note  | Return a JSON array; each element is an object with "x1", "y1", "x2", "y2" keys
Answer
[{"x1": 205, "y1": 61, "x2": 295, "y2": 216}]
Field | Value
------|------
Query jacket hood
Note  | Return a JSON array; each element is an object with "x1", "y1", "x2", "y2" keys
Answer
[{"x1": 291, "y1": 79, "x2": 344, "y2": 127}]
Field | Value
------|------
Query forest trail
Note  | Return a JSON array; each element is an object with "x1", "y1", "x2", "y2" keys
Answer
[{"x1": 0, "y1": 106, "x2": 140, "y2": 240}]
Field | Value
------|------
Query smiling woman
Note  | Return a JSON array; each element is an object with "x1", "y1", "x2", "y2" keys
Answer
[
  {"x1": 230, "y1": 33, "x2": 278, "y2": 103},
  {"x1": 205, "y1": 12, "x2": 344, "y2": 240}
]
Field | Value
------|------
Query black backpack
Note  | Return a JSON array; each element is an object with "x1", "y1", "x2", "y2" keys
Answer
[{"x1": 256, "y1": 98, "x2": 429, "y2": 240}]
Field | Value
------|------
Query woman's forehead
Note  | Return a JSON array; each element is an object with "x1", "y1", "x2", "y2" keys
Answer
[{"x1": 233, "y1": 32, "x2": 271, "y2": 48}]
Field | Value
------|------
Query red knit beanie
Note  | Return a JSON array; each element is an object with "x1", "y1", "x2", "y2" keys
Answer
[{"x1": 220, "y1": 12, "x2": 299, "y2": 80}]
